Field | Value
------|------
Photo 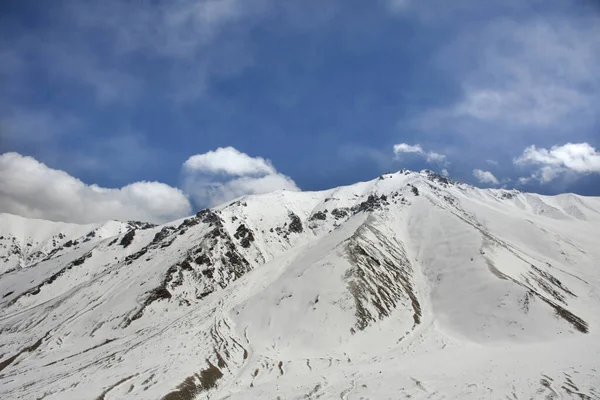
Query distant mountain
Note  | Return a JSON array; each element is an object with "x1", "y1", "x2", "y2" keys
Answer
[{"x1": 1, "y1": 170, "x2": 599, "y2": 399}]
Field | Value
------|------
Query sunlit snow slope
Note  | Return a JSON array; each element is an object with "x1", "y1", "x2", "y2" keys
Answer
[{"x1": 1, "y1": 170, "x2": 599, "y2": 399}]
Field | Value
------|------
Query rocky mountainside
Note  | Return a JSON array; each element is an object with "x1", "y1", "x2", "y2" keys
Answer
[
  {"x1": 0, "y1": 214, "x2": 155, "y2": 275},
  {"x1": 1, "y1": 170, "x2": 599, "y2": 399}
]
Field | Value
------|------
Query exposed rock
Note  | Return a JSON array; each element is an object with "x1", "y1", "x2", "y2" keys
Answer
[
  {"x1": 160, "y1": 240, "x2": 175, "y2": 248},
  {"x1": 0, "y1": 333, "x2": 48, "y2": 373},
  {"x1": 331, "y1": 208, "x2": 349, "y2": 220},
  {"x1": 130, "y1": 287, "x2": 172, "y2": 322},
  {"x1": 195, "y1": 254, "x2": 212, "y2": 266},
  {"x1": 180, "y1": 261, "x2": 193, "y2": 271},
  {"x1": 223, "y1": 249, "x2": 250, "y2": 279},
  {"x1": 210, "y1": 227, "x2": 227, "y2": 239},
  {"x1": 119, "y1": 230, "x2": 136, "y2": 248},
  {"x1": 178, "y1": 217, "x2": 199, "y2": 230},
  {"x1": 127, "y1": 221, "x2": 157, "y2": 230},
  {"x1": 288, "y1": 213, "x2": 303, "y2": 233},
  {"x1": 196, "y1": 209, "x2": 220, "y2": 225},
  {"x1": 443, "y1": 195, "x2": 456, "y2": 205},
  {"x1": 233, "y1": 224, "x2": 255, "y2": 248},
  {"x1": 353, "y1": 194, "x2": 389, "y2": 213},
  {"x1": 202, "y1": 268, "x2": 215, "y2": 279},
  {"x1": 160, "y1": 361, "x2": 223, "y2": 400},
  {"x1": 423, "y1": 170, "x2": 451, "y2": 185},
  {"x1": 152, "y1": 227, "x2": 176, "y2": 244},
  {"x1": 500, "y1": 191, "x2": 519, "y2": 200},
  {"x1": 309, "y1": 211, "x2": 327, "y2": 221},
  {"x1": 165, "y1": 265, "x2": 184, "y2": 289},
  {"x1": 72, "y1": 252, "x2": 92, "y2": 266},
  {"x1": 345, "y1": 226, "x2": 421, "y2": 332},
  {"x1": 125, "y1": 248, "x2": 148, "y2": 264},
  {"x1": 9, "y1": 251, "x2": 94, "y2": 303}
]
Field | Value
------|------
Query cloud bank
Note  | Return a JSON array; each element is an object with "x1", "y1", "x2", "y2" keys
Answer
[
  {"x1": 0, "y1": 153, "x2": 192, "y2": 224},
  {"x1": 514, "y1": 142, "x2": 600, "y2": 184},
  {"x1": 0, "y1": 148, "x2": 300, "y2": 223},
  {"x1": 182, "y1": 147, "x2": 299, "y2": 207}
]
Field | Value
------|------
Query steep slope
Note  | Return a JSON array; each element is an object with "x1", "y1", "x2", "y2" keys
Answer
[{"x1": 0, "y1": 170, "x2": 599, "y2": 400}]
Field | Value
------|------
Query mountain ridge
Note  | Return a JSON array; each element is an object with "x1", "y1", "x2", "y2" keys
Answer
[{"x1": 0, "y1": 169, "x2": 599, "y2": 399}]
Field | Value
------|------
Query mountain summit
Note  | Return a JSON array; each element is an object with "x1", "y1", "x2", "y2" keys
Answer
[{"x1": 1, "y1": 170, "x2": 599, "y2": 399}]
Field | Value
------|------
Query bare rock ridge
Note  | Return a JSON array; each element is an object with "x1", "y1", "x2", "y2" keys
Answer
[{"x1": 0, "y1": 169, "x2": 599, "y2": 399}]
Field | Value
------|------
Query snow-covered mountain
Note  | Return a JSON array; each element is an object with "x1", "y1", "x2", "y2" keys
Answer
[
  {"x1": 1, "y1": 170, "x2": 599, "y2": 400},
  {"x1": 0, "y1": 214, "x2": 155, "y2": 275}
]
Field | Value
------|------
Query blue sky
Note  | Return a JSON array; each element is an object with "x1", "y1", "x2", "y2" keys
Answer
[{"x1": 1, "y1": 0, "x2": 599, "y2": 223}]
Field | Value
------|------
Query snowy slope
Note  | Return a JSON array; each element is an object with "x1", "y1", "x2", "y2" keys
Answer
[
  {"x1": 0, "y1": 170, "x2": 599, "y2": 400},
  {"x1": 0, "y1": 213, "x2": 154, "y2": 274}
]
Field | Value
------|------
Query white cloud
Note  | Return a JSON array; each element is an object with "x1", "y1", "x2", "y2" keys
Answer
[
  {"x1": 441, "y1": 168, "x2": 449, "y2": 177},
  {"x1": 393, "y1": 143, "x2": 447, "y2": 165},
  {"x1": 486, "y1": 159, "x2": 498, "y2": 166},
  {"x1": 424, "y1": 152, "x2": 446, "y2": 164},
  {"x1": 514, "y1": 142, "x2": 600, "y2": 184},
  {"x1": 0, "y1": 152, "x2": 191, "y2": 223},
  {"x1": 183, "y1": 146, "x2": 275, "y2": 176},
  {"x1": 473, "y1": 169, "x2": 499, "y2": 185},
  {"x1": 182, "y1": 147, "x2": 299, "y2": 207},
  {"x1": 515, "y1": 143, "x2": 600, "y2": 173},
  {"x1": 393, "y1": 143, "x2": 423, "y2": 154},
  {"x1": 517, "y1": 166, "x2": 563, "y2": 185}
]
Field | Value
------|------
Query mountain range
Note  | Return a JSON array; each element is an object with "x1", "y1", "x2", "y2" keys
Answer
[{"x1": 1, "y1": 170, "x2": 599, "y2": 399}]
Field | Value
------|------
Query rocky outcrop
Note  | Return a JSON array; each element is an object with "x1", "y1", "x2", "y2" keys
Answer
[
  {"x1": 196, "y1": 209, "x2": 220, "y2": 225},
  {"x1": 288, "y1": 213, "x2": 303, "y2": 233},
  {"x1": 233, "y1": 224, "x2": 255, "y2": 248},
  {"x1": 309, "y1": 211, "x2": 327, "y2": 221},
  {"x1": 119, "y1": 230, "x2": 136, "y2": 248},
  {"x1": 345, "y1": 224, "x2": 421, "y2": 333},
  {"x1": 331, "y1": 208, "x2": 349, "y2": 220},
  {"x1": 352, "y1": 194, "x2": 389, "y2": 213}
]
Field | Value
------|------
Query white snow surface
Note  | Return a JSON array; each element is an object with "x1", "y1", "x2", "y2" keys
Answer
[{"x1": 0, "y1": 170, "x2": 599, "y2": 399}]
